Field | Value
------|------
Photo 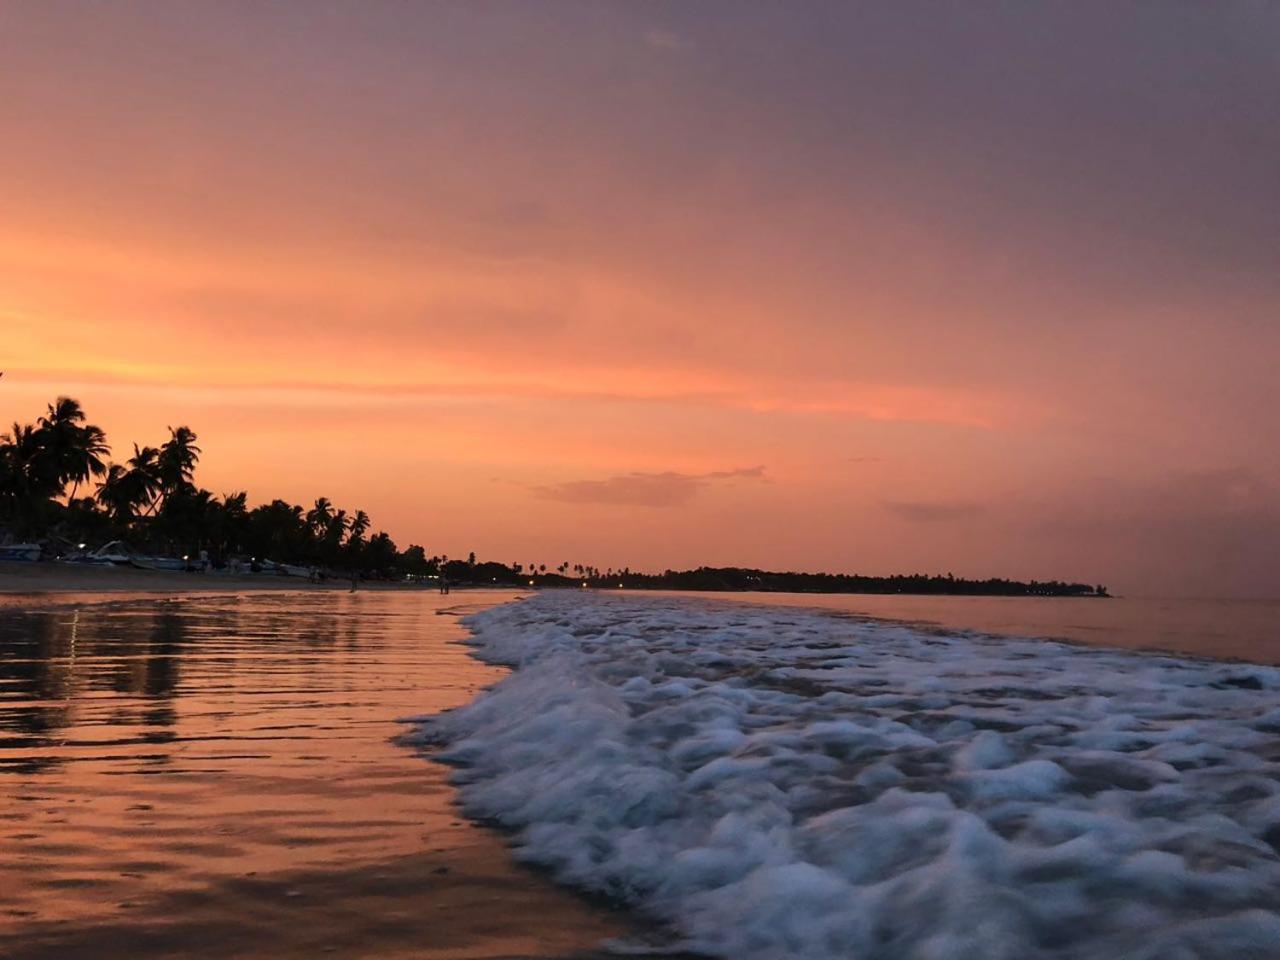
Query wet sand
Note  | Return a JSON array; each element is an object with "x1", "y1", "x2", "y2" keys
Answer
[{"x1": 0, "y1": 590, "x2": 627, "y2": 958}]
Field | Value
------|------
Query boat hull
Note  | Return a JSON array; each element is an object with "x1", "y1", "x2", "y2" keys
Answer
[{"x1": 0, "y1": 544, "x2": 41, "y2": 562}]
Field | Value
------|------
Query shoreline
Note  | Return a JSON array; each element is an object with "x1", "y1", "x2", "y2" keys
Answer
[
  {"x1": 0, "y1": 561, "x2": 1099, "y2": 608},
  {"x1": 0, "y1": 562, "x2": 1111, "y2": 600},
  {"x1": 0, "y1": 589, "x2": 629, "y2": 960},
  {"x1": 6, "y1": 562, "x2": 1273, "y2": 666},
  {"x1": 0, "y1": 561, "x2": 507, "y2": 597},
  {"x1": 414, "y1": 593, "x2": 1280, "y2": 959}
]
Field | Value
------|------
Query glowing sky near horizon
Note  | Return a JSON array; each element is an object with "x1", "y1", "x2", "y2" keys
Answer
[{"x1": 2, "y1": 2, "x2": 1278, "y2": 595}]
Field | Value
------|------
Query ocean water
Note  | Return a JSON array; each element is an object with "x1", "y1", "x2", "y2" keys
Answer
[
  {"x1": 9, "y1": 587, "x2": 1278, "y2": 958},
  {"x1": 413, "y1": 592, "x2": 1280, "y2": 960},
  {"x1": 651, "y1": 591, "x2": 1280, "y2": 665},
  {"x1": 0, "y1": 590, "x2": 623, "y2": 959}
]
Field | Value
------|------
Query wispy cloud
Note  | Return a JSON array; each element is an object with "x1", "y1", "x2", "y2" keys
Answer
[
  {"x1": 7, "y1": 360, "x2": 1011, "y2": 428},
  {"x1": 885, "y1": 500, "x2": 986, "y2": 522},
  {"x1": 536, "y1": 466, "x2": 764, "y2": 508}
]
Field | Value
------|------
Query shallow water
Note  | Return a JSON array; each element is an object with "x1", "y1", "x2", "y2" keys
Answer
[
  {"x1": 652, "y1": 591, "x2": 1280, "y2": 664},
  {"x1": 418, "y1": 593, "x2": 1280, "y2": 960},
  {"x1": 0, "y1": 590, "x2": 624, "y2": 958}
]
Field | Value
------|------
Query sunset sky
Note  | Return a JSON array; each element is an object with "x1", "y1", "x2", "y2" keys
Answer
[{"x1": 2, "y1": 2, "x2": 1278, "y2": 596}]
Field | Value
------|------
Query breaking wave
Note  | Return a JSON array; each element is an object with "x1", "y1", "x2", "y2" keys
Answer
[{"x1": 407, "y1": 594, "x2": 1280, "y2": 959}]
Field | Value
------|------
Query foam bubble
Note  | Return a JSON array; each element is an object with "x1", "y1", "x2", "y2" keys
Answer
[{"x1": 409, "y1": 594, "x2": 1280, "y2": 959}]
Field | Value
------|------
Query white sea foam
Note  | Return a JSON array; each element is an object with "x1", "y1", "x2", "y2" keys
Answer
[{"x1": 406, "y1": 593, "x2": 1280, "y2": 959}]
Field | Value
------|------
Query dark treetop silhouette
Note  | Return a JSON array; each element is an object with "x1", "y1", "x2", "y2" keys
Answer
[{"x1": 0, "y1": 396, "x2": 1106, "y2": 594}]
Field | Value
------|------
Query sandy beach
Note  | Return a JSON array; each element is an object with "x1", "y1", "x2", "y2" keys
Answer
[{"x1": 0, "y1": 561, "x2": 458, "y2": 597}]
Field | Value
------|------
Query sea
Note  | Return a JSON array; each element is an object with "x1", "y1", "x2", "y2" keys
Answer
[
  {"x1": 0, "y1": 590, "x2": 623, "y2": 959},
  {"x1": 656, "y1": 590, "x2": 1280, "y2": 664},
  {"x1": 3, "y1": 587, "x2": 1279, "y2": 959},
  {"x1": 416, "y1": 590, "x2": 1280, "y2": 959}
]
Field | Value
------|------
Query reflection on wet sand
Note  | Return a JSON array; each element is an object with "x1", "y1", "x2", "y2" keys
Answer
[{"x1": 0, "y1": 591, "x2": 625, "y2": 958}]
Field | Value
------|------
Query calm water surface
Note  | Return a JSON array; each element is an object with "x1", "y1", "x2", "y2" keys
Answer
[
  {"x1": 0, "y1": 590, "x2": 624, "y2": 959},
  {"x1": 661, "y1": 591, "x2": 1280, "y2": 664}
]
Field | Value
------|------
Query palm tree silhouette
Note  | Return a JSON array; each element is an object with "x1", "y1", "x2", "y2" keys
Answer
[
  {"x1": 65, "y1": 423, "x2": 109, "y2": 500},
  {"x1": 94, "y1": 463, "x2": 135, "y2": 522},
  {"x1": 215, "y1": 491, "x2": 249, "y2": 558},
  {"x1": 320, "y1": 509, "x2": 348, "y2": 564},
  {"x1": 104, "y1": 444, "x2": 164, "y2": 519},
  {"x1": 37, "y1": 397, "x2": 110, "y2": 499},
  {"x1": 306, "y1": 497, "x2": 334, "y2": 538},
  {"x1": 328, "y1": 510, "x2": 348, "y2": 541},
  {"x1": 157, "y1": 426, "x2": 200, "y2": 500},
  {"x1": 0, "y1": 422, "x2": 52, "y2": 530},
  {"x1": 348, "y1": 510, "x2": 371, "y2": 542}
]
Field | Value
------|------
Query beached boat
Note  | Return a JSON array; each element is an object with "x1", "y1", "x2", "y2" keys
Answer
[
  {"x1": 66, "y1": 540, "x2": 135, "y2": 566},
  {"x1": 63, "y1": 541, "x2": 192, "y2": 571},
  {"x1": 130, "y1": 555, "x2": 190, "y2": 572},
  {"x1": 0, "y1": 543, "x2": 42, "y2": 562},
  {"x1": 266, "y1": 560, "x2": 313, "y2": 578}
]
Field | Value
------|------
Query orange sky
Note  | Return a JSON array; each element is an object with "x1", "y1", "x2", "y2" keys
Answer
[{"x1": 2, "y1": 3, "x2": 1278, "y2": 595}]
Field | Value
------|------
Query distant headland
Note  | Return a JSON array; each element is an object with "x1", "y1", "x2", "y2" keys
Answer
[
  {"x1": 1, "y1": 396, "x2": 1106, "y2": 597},
  {"x1": 533, "y1": 567, "x2": 1110, "y2": 597}
]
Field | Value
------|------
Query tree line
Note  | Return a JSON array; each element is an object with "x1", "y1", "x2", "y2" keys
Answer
[
  {"x1": 0, "y1": 397, "x2": 427, "y2": 577},
  {"x1": 1, "y1": 396, "x2": 1107, "y2": 594},
  {"x1": 596, "y1": 567, "x2": 1109, "y2": 597}
]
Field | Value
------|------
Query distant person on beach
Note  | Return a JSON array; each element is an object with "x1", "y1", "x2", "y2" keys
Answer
[{"x1": 439, "y1": 574, "x2": 449, "y2": 595}]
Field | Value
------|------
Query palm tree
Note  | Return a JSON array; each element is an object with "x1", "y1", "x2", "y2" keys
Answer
[
  {"x1": 156, "y1": 426, "x2": 200, "y2": 499},
  {"x1": 94, "y1": 463, "x2": 135, "y2": 523},
  {"x1": 306, "y1": 497, "x2": 334, "y2": 538},
  {"x1": 157, "y1": 486, "x2": 216, "y2": 556},
  {"x1": 123, "y1": 444, "x2": 163, "y2": 516},
  {"x1": 363, "y1": 530, "x2": 398, "y2": 574},
  {"x1": 344, "y1": 509, "x2": 370, "y2": 568},
  {"x1": 348, "y1": 510, "x2": 371, "y2": 543},
  {"x1": 1, "y1": 422, "x2": 44, "y2": 491},
  {"x1": 222, "y1": 491, "x2": 248, "y2": 517},
  {"x1": 36, "y1": 397, "x2": 110, "y2": 499},
  {"x1": 64, "y1": 423, "x2": 109, "y2": 500},
  {"x1": 212, "y1": 491, "x2": 249, "y2": 560},
  {"x1": 320, "y1": 509, "x2": 348, "y2": 564},
  {"x1": 245, "y1": 499, "x2": 309, "y2": 561},
  {"x1": 0, "y1": 422, "x2": 53, "y2": 530},
  {"x1": 327, "y1": 510, "x2": 348, "y2": 542}
]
